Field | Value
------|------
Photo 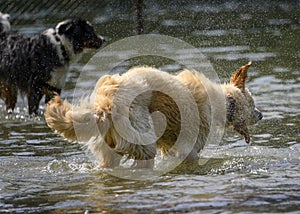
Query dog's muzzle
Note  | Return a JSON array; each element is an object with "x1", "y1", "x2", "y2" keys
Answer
[
  {"x1": 85, "y1": 35, "x2": 105, "y2": 49},
  {"x1": 254, "y1": 108, "x2": 263, "y2": 122}
]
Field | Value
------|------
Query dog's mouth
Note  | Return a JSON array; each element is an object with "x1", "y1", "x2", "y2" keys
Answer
[{"x1": 84, "y1": 35, "x2": 105, "y2": 49}]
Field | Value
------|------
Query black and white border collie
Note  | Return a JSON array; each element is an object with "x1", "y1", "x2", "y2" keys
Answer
[{"x1": 0, "y1": 17, "x2": 105, "y2": 114}]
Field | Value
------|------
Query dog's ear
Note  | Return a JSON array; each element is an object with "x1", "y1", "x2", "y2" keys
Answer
[
  {"x1": 57, "y1": 21, "x2": 74, "y2": 35},
  {"x1": 230, "y1": 61, "x2": 252, "y2": 92},
  {"x1": 226, "y1": 95, "x2": 235, "y2": 124},
  {"x1": 234, "y1": 124, "x2": 250, "y2": 144}
]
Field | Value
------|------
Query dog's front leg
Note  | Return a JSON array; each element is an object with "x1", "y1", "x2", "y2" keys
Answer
[
  {"x1": 28, "y1": 85, "x2": 44, "y2": 115},
  {"x1": 5, "y1": 85, "x2": 17, "y2": 112}
]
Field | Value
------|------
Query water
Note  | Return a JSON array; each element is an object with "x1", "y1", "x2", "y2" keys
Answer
[{"x1": 0, "y1": 0, "x2": 299, "y2": 213}]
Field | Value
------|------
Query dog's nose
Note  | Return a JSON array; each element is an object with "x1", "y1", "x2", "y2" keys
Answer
[
  {"x1": 87, "y1": 35, "x2": 106, "y2": 49},
  {"x1": 258, "y1": 112, "x2": 263, "y2": 120},
  {"x1": 99, "y1": 35, "x2": 106, "y2": 44},
  {"x1": 254, "y1": 108, "x2": 263, "y2": 122},
  {"x1": 256, "y1": 110, "x2": 263, "y2": 121}
]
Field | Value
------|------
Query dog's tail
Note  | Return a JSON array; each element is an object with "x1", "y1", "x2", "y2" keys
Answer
[{"x1": 44, "y1": 95, "x2": 77, "y2": 141}]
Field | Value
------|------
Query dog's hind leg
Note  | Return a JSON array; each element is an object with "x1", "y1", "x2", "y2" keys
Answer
[{"x1": 0, "y1": 81, "x2": 18, "y2": 112}]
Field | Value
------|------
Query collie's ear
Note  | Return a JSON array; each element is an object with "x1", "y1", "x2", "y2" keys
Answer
[
  {"x1": 57, "y1": 21, "x2": 73, "y2": 35},
  {"x1": 230, "y1": 61, "x2": 252, "y2": 92}
]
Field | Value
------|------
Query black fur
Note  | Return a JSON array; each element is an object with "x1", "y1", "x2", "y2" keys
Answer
[
  {"x1": 0, "y1": 25, "x2": 4, "y2": 34},
  {"x1": 0, "y1": 18, "x2": 105, "y2": 114}
]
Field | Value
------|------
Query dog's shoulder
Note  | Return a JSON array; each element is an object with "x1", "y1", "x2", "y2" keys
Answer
[
  {"x1": 42, "y1": 28, "x2": 71, "y2": 63},
  {"x1": 42, "y1": 28, "x2": 60, "y2": 45}
]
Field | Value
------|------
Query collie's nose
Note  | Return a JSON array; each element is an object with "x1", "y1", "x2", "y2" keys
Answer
[
  {"x1": 255, "y1": 108, "x2": 263, "y2": 121},
  {"x1": 99, "y1": 35, "x2": 106, "y2": 45}
]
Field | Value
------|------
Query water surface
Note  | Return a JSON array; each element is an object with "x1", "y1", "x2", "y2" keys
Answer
[{"x1": 0, "y1": 0, "x2": 299, "y2": 213}]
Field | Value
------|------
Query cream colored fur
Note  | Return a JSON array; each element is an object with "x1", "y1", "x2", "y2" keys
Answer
[{"x1": 45, "y1": 62, "x2": 262, "y2": 168}]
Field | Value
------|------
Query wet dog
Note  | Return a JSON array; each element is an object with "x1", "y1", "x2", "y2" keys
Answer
[
  {"x1": 45, "y1": 62, "x2": 263, "y2": 168},
  {"x1": 0, "y1": 18, "x2": 105, "y2": 114}
]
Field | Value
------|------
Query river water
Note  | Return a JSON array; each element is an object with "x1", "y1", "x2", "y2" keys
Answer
[{"x1": 0, "y1": 0, "x2": 299, "y2": 213}]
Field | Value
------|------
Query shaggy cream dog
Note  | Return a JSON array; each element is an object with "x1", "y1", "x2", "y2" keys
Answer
[{"x1": 45, "y1": 62, "x2": 263, "y2": 168}]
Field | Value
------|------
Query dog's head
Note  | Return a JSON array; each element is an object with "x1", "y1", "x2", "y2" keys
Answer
[
  {"x1": 56, "y1": 18, "x2": 105, "y2": 53},
  {"x1": 0, "y1": 12, "x2": 11, "y2": 34},
  {"x1": 223, "y1": 62, "x2": 263, "y2": 143}
]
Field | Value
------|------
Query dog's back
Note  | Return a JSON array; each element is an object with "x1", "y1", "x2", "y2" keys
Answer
[{"x1": 0, "y1": 34, "x2": 61, "y2": 90}]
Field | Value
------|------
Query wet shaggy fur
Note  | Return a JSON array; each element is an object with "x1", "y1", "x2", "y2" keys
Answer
[
  {"x1": 45, "y1": 62, "x2": 263, "y2": 168},
  {"x1": 0, "y1": 18, "x2": 105, "y2": 114}
]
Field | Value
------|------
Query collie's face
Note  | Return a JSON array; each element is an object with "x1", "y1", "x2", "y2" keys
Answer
[{"x1": 56, "y1": 18, "x2": 105, "y2": 53}]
